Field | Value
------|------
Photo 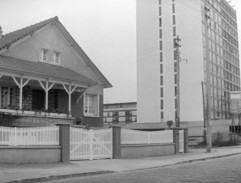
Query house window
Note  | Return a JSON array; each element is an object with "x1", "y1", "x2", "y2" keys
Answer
[
  {"x1": 84, "y1": 94, "x2": 99, "y2": 117},
  {"x1": 0, "y1": 87, "x2": 13, "y2": 108},
  {"x1": 41, "y1": 49, "x2": 48, "y2": 62},
  {"x1": 53, "y1": 51, "x2": 61, "y2": 64}
]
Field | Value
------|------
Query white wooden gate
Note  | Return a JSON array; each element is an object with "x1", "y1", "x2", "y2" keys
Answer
[{"x1": 70, "y1": 127, "x2": 113, "y2": 160}]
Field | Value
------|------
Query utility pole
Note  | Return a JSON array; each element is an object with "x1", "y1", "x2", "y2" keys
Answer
[
  {"x1": 174, "y1": 35, "x2": 181, "y2": 153},
  {"x1": 204, "y1": 5, "x2": 212, "y2": 152},
  {"x1": 175, "y1": 36, "x2": 181, "y2": 128}
]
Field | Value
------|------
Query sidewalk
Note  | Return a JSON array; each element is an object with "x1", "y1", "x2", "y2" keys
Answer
[{"x1": 1, "y1": 146, "x2": 241, "y2": 183}]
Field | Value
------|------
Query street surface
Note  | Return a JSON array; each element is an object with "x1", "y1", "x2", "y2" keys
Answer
[{"x1": 46, "y1": 154, "x2": 241, "y2": 183}]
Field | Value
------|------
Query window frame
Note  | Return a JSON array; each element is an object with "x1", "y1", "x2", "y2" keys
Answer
[
  {"x1": 53, "y1": 51, "x2": 61, "y2": 64},
  {"x1": 40, "y1": 49, "x2": 48, "y2": 62},
  {"x1": 83, "y1": 93, "x2": 100, "y2": 117},
  {"x1": 0, "y1": 86, "x2": 13, "y2": 108}
]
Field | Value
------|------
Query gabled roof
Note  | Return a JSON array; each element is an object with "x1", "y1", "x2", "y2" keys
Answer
[
  {"x1": 0, "y1": 16, "x2": 112, "y2": 88},
  {"x1": 0, "y1": 17, "x2": 57, "y2": 50},
  {"x1": 0, "y1": 54, "x2": 96, "y2": 86}
]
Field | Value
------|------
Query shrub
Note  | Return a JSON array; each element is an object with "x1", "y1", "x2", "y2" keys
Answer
[{"x1": 0, "y1": 113, "x2": 20, "y2": 127}]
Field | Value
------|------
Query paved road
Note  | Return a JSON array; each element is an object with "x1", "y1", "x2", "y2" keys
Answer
[{"x1": 46, "y1": 154, "x2": 241, "y2": 183}]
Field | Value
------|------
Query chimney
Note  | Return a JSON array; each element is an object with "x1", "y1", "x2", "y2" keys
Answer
[{"x1": 0, "y1": 26, "x2": 3, "y2": 38}]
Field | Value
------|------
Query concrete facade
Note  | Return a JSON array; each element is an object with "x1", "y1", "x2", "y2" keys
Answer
[{"x1": 136, "y1": 0, "x2": 240, "y2": 124}]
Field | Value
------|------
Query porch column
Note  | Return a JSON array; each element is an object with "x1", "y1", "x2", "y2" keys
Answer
[
  {"x1": 12, "y1": 76, "x2": 30, "y2": 110},
  {"x1": 62, "y1": 84, "x2": 77, "y2": 116},
  {"x1": 39, "y1": 80, "x2": 55, "y2": 110}
]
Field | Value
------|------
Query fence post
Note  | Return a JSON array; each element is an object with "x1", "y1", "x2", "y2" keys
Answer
[
  {"x1": 57, "y1": 123, "x2": 70, "y2": 163},
  {"x1": 173, "y1": 128, "x2": 179, "y2": 154},
  {"x1": 184, "y1": 128, "x2": 189, "y2": 153},
  {"x1": 111, "y1": 126, "x2": 121, "y2": 159}
]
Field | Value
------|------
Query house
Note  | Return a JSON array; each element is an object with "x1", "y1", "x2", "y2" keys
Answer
[{"x1": 0, "y1": 16, "x2": 112, "y2": 127}]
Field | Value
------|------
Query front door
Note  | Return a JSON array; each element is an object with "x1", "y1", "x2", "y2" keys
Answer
[{"x1": 32, "y1": 89, "x2": 45, "y2": 110}]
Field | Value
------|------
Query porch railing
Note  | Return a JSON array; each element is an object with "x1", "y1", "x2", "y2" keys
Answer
[{"x1": 0, "y1": 126, "x2": 59, "y2": 146}]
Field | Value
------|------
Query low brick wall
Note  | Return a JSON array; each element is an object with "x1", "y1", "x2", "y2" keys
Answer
[
  {"x1": 121, "y1": 143, "x2": 175, "y2": 158},
  {"x1": 0, "y1": 146, "x2": 61, "y2": 164}
]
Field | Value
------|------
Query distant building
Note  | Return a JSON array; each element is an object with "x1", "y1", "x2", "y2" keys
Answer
[
  {"x1": 103, "y1": 102, "x2": 137, "y2": 124},
  {"x1": 137, "y1": 0, "x2": 240, "y2": 123}
]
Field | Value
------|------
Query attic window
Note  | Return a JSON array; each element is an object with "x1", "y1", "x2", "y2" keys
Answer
[
  {"x1": 41, "y1": 49, "x2": 48, "y2": 62},
  {"x1": 53, "y1": 51, "x2": 61, "y2": 64}
]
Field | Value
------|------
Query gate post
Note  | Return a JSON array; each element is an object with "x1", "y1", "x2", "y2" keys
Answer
[
  {"x1": 57, "y1": 123, "x2": 70, "y2": 163},
  {"x1": 111, "y1": 126, "x2": 121, "y2": 159},
  {"x1": 173, "y1": 128, "x2": 179, "y2": 154},
  {"x1": 184, "y1": 128, "x2": 189, "y2": 153}
]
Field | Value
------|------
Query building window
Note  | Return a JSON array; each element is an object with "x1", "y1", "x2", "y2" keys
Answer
[
  {"x1": 160, "y1": 87, "x2": 163, "y2": 98},
  {"x1": 159, "y1": 29, "x2": 162, "y2": 39},
  {"x1": 173, "y1": 27, "x2": 176, "y2": 36},
  {"x1": 160, "y1": 52, "x2": 163, "y2": 62},
  {"x1": 160, "y1": 100, "x2": 163, "y2": 110},
  {"x1": 160, "y1": 75, "x2": 163, "y2": 86},
  {"x1": 84, "y1": 94, "x2": 99, "y2": 117},
  {"x1": 159, "y1": 18, "x2": 162, "y2": 27},
  {"x1": 53, "y1": 51, "x2": 61, "y2": 64},
  {"x1": 0, "y1": 87, "x2": 13, "y2": 108},
  {"x1": 40, "y1": 49, "x2": 48, "y2": 62},
  {"x1": 160, "y1": 64, "x2": 163, "y2": 74},
  {"x1": 172, "y1": 4, "x2": 175, "y2": 13},
  {"x1": 161, "y1": 111, "x2": 164, "y2": 120},
  {"x1": 173, "y1": 15, "x2": 176, "y2": 25},
  {"x1": 113, "y1": 111, "x2": 119, "y2": 123}
]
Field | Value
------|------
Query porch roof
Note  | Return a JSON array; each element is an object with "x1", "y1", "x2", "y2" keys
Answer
[{"x1": 0, "y1": 54, "x2": 96, "y2": 86}]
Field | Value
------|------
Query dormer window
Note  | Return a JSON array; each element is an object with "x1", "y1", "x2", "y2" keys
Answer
[
  {"x1": 53, "y1": 51, "x2": 61, "y2": 64},
  {"x1": 41, "y1": 49, "x2": 48, "y2": 62}
]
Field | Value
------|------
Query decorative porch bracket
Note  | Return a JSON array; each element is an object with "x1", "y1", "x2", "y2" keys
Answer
[
  {"x1": 11, "y1": 76, "x2": 30, "y2": 110},
  {"x1": 38, "y1": 80, "x2": 55, "y2": 110},
  {"x1": 62, "y1": 84, "x2": 77, "y2": 116}
]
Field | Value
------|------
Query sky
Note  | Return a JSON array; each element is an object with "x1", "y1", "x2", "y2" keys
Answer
[{"x1": 0, "y1": 0, "x2": 241, "y2": 104}]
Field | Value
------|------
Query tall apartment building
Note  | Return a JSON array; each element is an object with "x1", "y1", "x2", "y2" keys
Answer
[{"x1": 137, "y1": 0, "x2": 240, "y2": 123}]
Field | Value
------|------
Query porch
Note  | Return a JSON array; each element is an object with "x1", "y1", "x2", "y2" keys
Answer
[{"x1": 0, "y1": 55, "x2": 96, "y2": 126}]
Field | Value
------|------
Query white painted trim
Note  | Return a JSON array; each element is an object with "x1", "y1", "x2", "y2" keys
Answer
[{"x1": 83, "y1": 93, "x2": 100, "y2": 117}]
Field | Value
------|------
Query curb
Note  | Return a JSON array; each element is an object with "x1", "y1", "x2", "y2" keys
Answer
[
  {"x1": 7, "y1": 171, "x2": 115, "y2": 183},
  {"x1": 6, "y1": 152, "x2": 241, "y2": 183},
  {"x1": 174, "y1": 152, "x2": 241, "y2": 166},
  {"x1": 124, "y1": 151, "x2": 241, "y2": 172}
]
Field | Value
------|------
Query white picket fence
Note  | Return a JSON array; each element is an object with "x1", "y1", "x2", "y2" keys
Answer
[
  {"x1": 121, "y1": 129, "x2": 173, "y2": 144},
  {"x1": 0, "y1": 126, "x2": 59, "y2": 146},
  {"x1": 70, "y1": 127, "x2": 113, "y2": 160}
]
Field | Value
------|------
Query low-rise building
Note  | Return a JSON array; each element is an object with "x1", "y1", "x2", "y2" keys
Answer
[{"x1": 103, "y1": 102, "x2": 137, "y2": 124}]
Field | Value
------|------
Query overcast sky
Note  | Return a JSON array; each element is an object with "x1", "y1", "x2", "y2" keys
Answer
[{"x1": 0, "y1": 0, "x2": 240, "y2": 104}]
